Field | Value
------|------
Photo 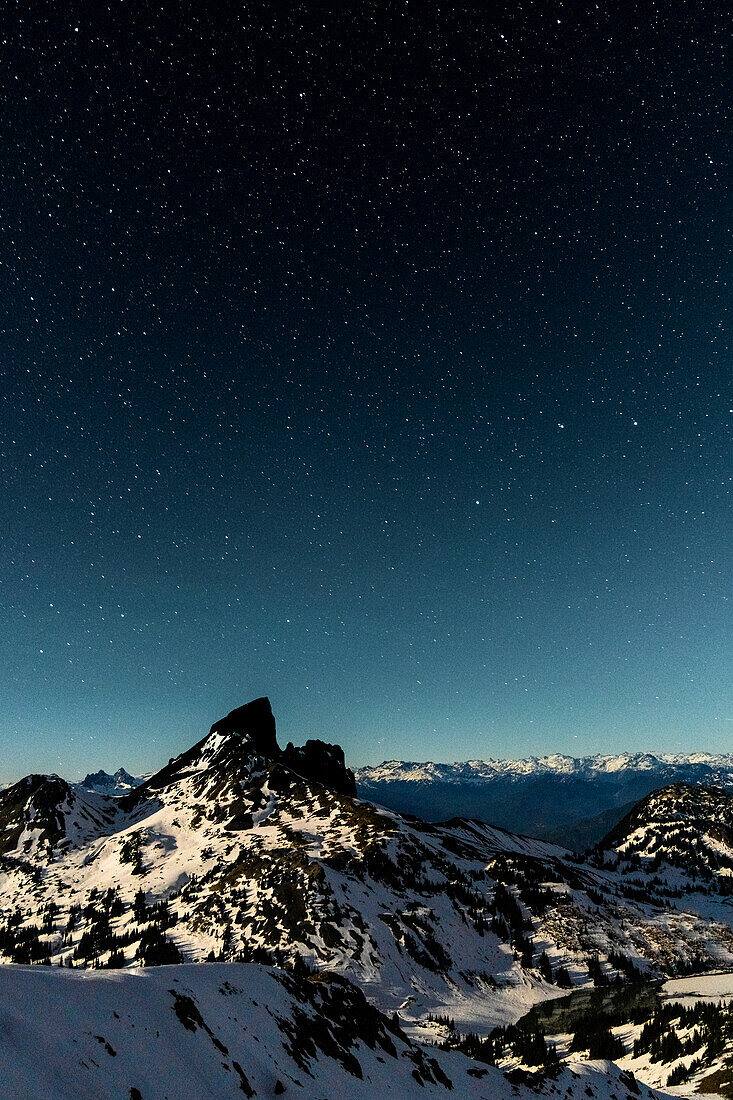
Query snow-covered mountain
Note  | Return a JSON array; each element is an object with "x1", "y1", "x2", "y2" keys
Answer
[
  {"x1": 0, "y1": 962, "x2": 666, "y2": 1100},
  {"x1": 355, "y1": 752, "x2": 733, "y2": 847},
  {"x1": 79, "y1": 767, "x2": 145, "y2": 795},
  {"x1": 2, "y1": 698, "x2": 733, "y2": 1047},
  {"x1": 598, "y1": 782, "x2": 733, "y2": 882},
  {"x1": 4, "y1": 702, "x2": 733, "y2": 1095}
]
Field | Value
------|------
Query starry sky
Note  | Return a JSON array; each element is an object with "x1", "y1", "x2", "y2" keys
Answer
[{"x1": 0, "y1": 2, "x2": 730, "y2": 781}]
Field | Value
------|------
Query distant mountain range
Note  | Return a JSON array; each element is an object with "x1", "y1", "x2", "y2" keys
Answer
[
  {"x1": 355, "y1": 752, "x2": 733, "y2": 848},
  {"x1": 80, "y1": 767, "x2": 145, "y2": 795}
]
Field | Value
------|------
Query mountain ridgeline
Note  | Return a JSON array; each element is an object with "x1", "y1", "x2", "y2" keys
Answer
[{"x1": 355, "y1": 752, "x2": 733, "y2": 848}]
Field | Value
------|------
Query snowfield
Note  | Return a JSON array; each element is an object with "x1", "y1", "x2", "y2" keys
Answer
[
  {"x1": 0, "y1": 962, "x2": 670, "y2": 1100},
  {"x1": 662, "y1": 970, "x2": 733, "y2": 1006}
]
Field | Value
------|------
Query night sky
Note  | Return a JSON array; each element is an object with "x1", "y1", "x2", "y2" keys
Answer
[{"x1": 0, "y1": 2, "x2": 730, "y2": 782}]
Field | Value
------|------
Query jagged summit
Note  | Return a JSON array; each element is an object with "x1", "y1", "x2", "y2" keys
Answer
[
  {"x1": 80, "y1": 768, "x2": 143, "y2": 795},
  {"x1": 281, "y1": 739, "x2": 357, "y2": 797},
  {"x1": 131, "y1": 697, "x2": 278, "y2": 795},
  {"x1": 208, "y1": 699, "x2": 357, "y2": 798},
  {"x1": 135, "y1": 696, "x2": 356, "y2": 798}
]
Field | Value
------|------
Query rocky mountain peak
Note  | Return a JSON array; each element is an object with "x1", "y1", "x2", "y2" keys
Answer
[
  {"x1": 124, "y1": 697, "x2": 357, "y2": 804},
  {"x1": 80, "y1": 767, "x2": 142, "y2": 794},
  {"x1": 0, "y1": 773, "x2": 74, "y2": 855},
  {"x1": 281, "y1": 738, "x2": 357, "y2": 797},
  {"x1": 604, "y1": 782, "x2": 733, "y2": 839},
  {"x1": 201, "y1": 698, "x2": 356, "y2": 796},
  {"x1": 207, "y1": 696, "x2": 278, "y2": 757},
  {"x1": 205, "y1": 699, "x2": 357, "y2": 797}
]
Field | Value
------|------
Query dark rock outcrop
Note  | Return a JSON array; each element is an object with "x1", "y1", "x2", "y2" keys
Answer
[
  {"x1": 281, "y1": 739, "x2": 357, "y2": 798},
  {"x1": 208, "y1": 697, "x2": 278, "y2": 758}
]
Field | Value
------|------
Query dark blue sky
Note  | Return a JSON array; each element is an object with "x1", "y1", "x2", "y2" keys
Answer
[{"x1": 0, "y1": 2, "x2": 729, "y2": 781}]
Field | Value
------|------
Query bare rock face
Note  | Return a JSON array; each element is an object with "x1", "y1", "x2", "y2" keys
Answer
[
  {"x1": 281, "y1": 739, "x2": 357, "y2": 797},
  {"x1": 208, "y1": 697, "x2": 278, "y2": 758}
]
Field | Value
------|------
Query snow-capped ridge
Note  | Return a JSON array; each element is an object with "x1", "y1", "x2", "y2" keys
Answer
[{"x1": 357, "y1": 750, "x2": 733, "y2": 784}]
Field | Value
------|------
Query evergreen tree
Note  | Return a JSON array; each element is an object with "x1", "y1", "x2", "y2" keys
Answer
[{"x1": 538, "y1": 951, "x2": 553, "y2": 983}]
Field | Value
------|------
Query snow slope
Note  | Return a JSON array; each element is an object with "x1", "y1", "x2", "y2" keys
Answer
[{"x1": 0, "y1": 962, "x2": 669, "y2": 1100}]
